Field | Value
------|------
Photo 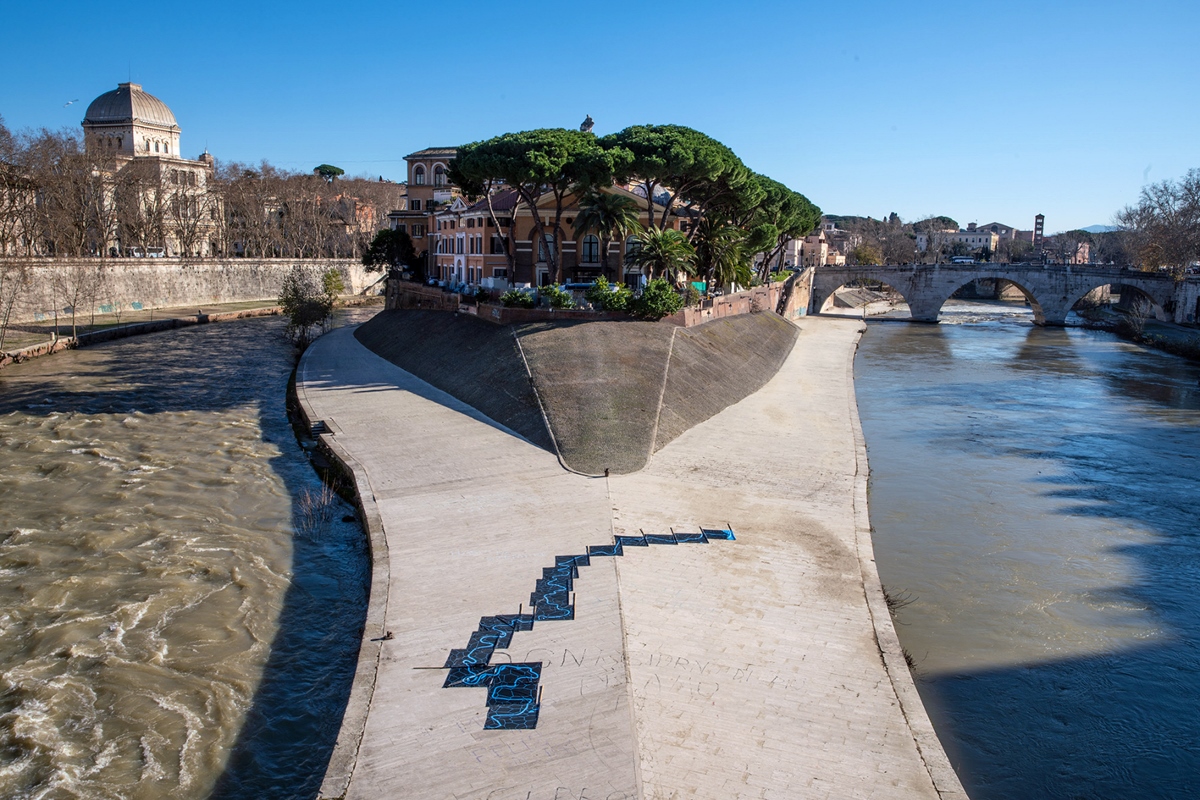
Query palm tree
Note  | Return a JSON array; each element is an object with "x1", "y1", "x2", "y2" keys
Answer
[
  {"x1": 572, "y1": 190, "x2": 642, "y2": 278},
  {"x1": 628, "y1": 226, "x2": 696, "y2": 285},
  {"x1": 693, "y1": 217, "x2": 750, "y2": 290}
]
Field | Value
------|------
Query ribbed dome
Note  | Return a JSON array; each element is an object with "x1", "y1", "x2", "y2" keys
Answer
[{"x1": 83, "y1": 83, "x2": 178, "y2": 129}]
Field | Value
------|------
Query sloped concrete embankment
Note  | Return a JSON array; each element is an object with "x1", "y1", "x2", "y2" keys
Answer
[{"x1": 354, "y1": 310, "x2": 798, "y2": 475}]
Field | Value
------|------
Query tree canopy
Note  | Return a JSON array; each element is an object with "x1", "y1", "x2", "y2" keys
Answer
[
  {"x1": 314, "y1": 164, "x2": 345, "y2": 183},
  {"x1": 362, "y1": 228, "x2": 417, "y2": 273},
  {"x1": 450, "y1": 128, "x2": 622, "y2": 281},
  {"x1": 602, "y1": 124, "x2": 745, "y2": 229},
  {"x1": 449, "y1": 122, "x2": 821, "y2": 291},
  {"x1": 1116, "y1": 169, "x2": 1200, "y2": 276}
]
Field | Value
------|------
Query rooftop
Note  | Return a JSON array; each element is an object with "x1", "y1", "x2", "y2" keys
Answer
[{"x1": 83, "y1": 82, "x2": 179, "y2": 130}]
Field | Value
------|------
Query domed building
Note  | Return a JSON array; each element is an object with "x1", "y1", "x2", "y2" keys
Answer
[
  {"x1": 81, "y1": 82, "x2": 219, "y2": 257},
  {"x1": 83, "y1": 82, "x2": 182, "y2": 158}
]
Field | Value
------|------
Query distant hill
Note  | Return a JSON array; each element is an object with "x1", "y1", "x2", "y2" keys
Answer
[{"x1": 1081, "y1": 225, "x2": 1119, "y2": 234}]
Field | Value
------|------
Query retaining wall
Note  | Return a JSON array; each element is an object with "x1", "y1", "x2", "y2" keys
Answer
[
  {"x1": 0, "y1": 258, "x2": 375, "y2": 324},
  {"x1": 386, "y1": 280, "x2": 794, "y2": 328}
]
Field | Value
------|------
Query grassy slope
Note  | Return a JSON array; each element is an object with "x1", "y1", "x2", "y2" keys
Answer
[
  {"x1": 655, "y1": 314, "x2": 799, "y2": 453},
  {"x1": 353, "y1": 310, "x2": 554, "y2": 451},
  {"x1": 516, "y1": 320, "x2": 674, "y2": 475},
  {"x1": 354, "y1": 310, "x2": 798, "y2": 475}
]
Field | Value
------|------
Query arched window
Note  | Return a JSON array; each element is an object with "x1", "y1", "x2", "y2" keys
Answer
[
  {"x1": 625, "y1": 235, "x2": 642, "y2": 262},
  {"x1": 413, "y1": 165, "x2": 426, "y2": 185},
  {"x1": 145, "y1": 139, "x2": 151, "y2": 152},
  {"x1": 581, "y1": 235, "x2": 600, "y2": 263},
  {"x1": 433, "y1": 165, "x2": 446, "y2": 186},
  {"x1": 538, "y1": 234, "x2": 555, "y2": 263}
]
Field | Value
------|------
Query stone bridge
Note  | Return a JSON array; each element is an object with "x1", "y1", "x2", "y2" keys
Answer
[{"x1": 810, "y1": 264, "x2": 1181, "y2": 325}]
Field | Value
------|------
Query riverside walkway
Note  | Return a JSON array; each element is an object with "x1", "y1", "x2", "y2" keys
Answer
[{"x1": 297, "y1": 317, "x2": 966, "y2": 800}]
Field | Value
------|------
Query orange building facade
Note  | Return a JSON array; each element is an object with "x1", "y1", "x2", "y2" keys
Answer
[{"x1": 389, "y1": 146, "x2": 685, "y2": 290}]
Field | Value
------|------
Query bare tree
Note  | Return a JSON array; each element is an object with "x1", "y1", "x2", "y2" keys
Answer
[
  {"x1": 0, "y1": 260, "x2": 28, "y2": 351},
  {"x1": 1116, "y1": 168, "x2": 1200, "y2": 276}
]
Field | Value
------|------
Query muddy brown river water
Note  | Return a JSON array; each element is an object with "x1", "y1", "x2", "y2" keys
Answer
[
  {"x1": 858, "y1": 300, "x2": 1200, "y2": 799},
  {"x1": 0, "y1": 315, "x2": 369, "y2": 800}
]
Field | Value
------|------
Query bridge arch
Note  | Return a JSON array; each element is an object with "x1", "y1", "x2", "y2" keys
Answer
[
  {"x1": 1064, "y1": 279, "x2": 1171, "y2": 322},
  {"x1": 810, "y1": 269, "x2": 916, "y2": 318},
  {"x1": 920, "y1": 274, "x2": 1047, "y2": 324}
]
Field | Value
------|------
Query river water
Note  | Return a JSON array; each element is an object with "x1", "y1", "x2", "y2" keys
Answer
[
  {"x1": 0, "y1": 315, "x2": 370, "y2": 799},
  {"x1": 856, "y1": 300, "x2": 1200, "y2": 799}
]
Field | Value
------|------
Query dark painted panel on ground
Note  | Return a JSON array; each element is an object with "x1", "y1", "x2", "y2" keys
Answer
[{"x1": 443, "y1": 527, "x2": 736, "y2": 730}]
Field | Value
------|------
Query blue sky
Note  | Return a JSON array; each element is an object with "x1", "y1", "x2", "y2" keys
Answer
[{"x1": 3, "y1": 0, "x2": 1197, "y2": 232}]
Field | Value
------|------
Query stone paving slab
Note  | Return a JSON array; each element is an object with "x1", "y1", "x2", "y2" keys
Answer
[{"x1": 299, "y1": 320, "x2": 965, "y2": 799}]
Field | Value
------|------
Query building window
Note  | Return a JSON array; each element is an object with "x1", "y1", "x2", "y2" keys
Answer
[
  {"x1": 467, "y1": 218, "x2": 474, "y2": 228},
  {"x1": 410, "y1": 199, "x2": 420, "y2": 211},
  {"x1": 413, "y1": 165, "x2": 426, "y2": 185},
  {"x1": 491, "y1": 235, "x2": 505, "y2": 255},
  {"x1": 625, "y1": 235, "x2": 642, "y2": 262},
  {"x1": 456, "y1": 237, "x2": 464, "y2": 255},
  {"x1": 538, "y1": 234, "x2": 555, "y2": 263},
  {"x1": 494, "y1": 268, "x2": 508, "y2": 279},
  {"x1": 581, "y1": 235, "x2": 600, "y2": 264},
  {"x1": 412, "y1": 224, "x2": 425, "y2": 237},
  {"x1": 434, "y1": 165, "x2": 446, "y2": 187}
]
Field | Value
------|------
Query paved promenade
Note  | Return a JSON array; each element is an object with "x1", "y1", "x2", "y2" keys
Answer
[{"x1": 298, "y1": 317, "x2": 966, "y2": 800}]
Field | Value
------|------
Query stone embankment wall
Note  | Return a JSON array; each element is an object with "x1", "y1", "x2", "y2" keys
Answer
[
  {"x1": 0, "y1": 307, "x2": 284, "y2": 368},
  {"x1": 385, "y1": 278, "x2": 802, "y2": 328},
  {"x1": 1, "y1": 258, "x2": 377, "y2": 324}
]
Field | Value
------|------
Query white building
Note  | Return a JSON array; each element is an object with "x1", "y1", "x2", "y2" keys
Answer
[{"x1": 82, "y1": 82, "x2": 219, "y2": 257}]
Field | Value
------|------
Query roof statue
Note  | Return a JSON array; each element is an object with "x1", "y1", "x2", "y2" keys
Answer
[{"x1": 580, "y1": 115, "x2": 594, "y2": 133}]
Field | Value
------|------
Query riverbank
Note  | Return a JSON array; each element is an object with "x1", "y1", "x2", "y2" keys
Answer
[
  {"x1": 298, "y1": 315, "x2": 965, "y2": 799},
  {"x1": 0, "y1": 296, "x2": 383, "y2": 369}
]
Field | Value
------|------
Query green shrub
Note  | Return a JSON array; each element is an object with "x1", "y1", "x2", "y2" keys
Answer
[
  {"x1": 682, "y1": 284, "x2": 702, "y2": 307},
  {"x1": 500, "y1": 289, "x2": 535, "y2": 308},
  {"x1": 584, "y1": 277, "x2": 633, "y2": 312},
  {"x1": 473, "y1": 287, "x2": 491, "y2": 303},
  {"x1": 584, "y1": 276, "x2": 613, "y2": 305},
  {"x1": 541, "y1": 283, "x2": 576, "y2": 309},
  {"x1": 279, "y1": 265, "x2": 334, "y2": 347},
  {"x1": 322, "y1": 268, "x2": 346, "y2": 298},
  {"x1": 633, "y1": 278, "x2": 684, "y2": 320}
]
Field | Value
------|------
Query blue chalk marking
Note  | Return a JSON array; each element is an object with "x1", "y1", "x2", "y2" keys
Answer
[{"x1": 442, "y1": 526, "x2": 733, "y2": 729}]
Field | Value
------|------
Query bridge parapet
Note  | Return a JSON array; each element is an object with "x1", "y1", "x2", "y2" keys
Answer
[{"x1": 810, "y1": 264, "x2": 1185, "y2": 326}]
